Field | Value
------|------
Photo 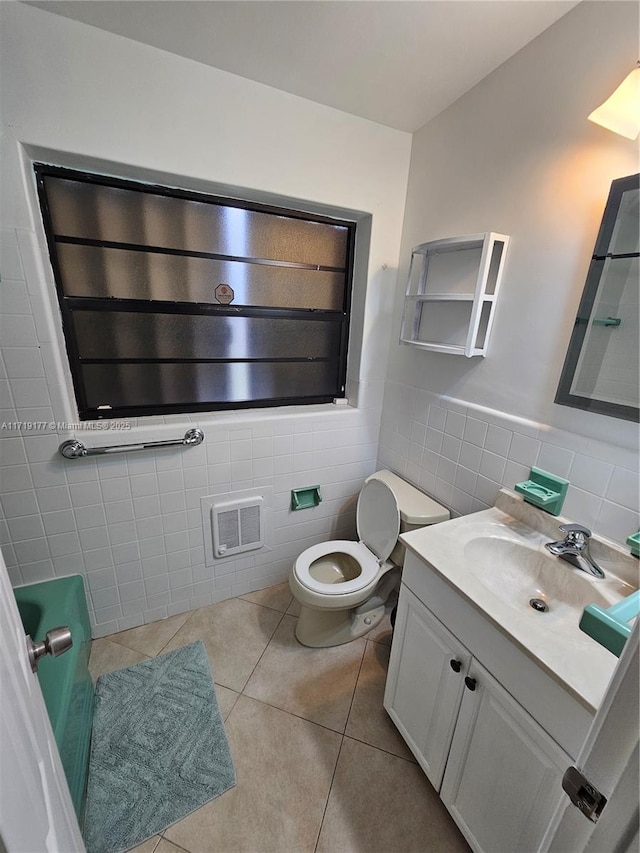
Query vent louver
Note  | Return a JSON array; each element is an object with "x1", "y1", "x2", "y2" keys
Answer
[{"x1": 212, "y1": 497, "x2": 264, "y2": 558}]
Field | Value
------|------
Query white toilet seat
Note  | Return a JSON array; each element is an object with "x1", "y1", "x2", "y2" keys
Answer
[
  {"x1": 290, "y1": 471, "x2": 449, "y2": 647},
  {"x1": 293, "y1": 479, "x2": 401, "y2": 598},
  {"x1": 293, "y1": 540, "x2": 380, "y2": 596}
]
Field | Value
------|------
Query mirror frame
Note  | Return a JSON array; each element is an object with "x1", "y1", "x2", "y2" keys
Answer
[{"x1": 555, "y1": 172, "x2": 640, "y2": 423}]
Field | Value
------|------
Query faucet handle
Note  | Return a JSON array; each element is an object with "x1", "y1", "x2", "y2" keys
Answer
[{"x1": 559, "y1": 523, "x2": 591, "y2": 538}]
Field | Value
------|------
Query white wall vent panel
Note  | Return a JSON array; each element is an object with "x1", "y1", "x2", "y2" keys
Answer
[
  {"x1": 212, "y1": 496, "x2": 264, "y2": 558},
  {"x1": 202, "y1": 487, "x2": 273, "y2": 566}
]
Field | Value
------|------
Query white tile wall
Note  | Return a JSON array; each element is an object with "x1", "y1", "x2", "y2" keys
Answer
[
  {"x1": 2, "y1": 222, "x2": 638, "y2": 638},
  {"x1": 378, "y1": 381, "x2": 639, "y2": 548},
  {"x1": 1, "y1": 405, "x2": 382, "y2": 636},
  {"x1": 1, "y1": 226, "x2": 385, "y2": 637}
]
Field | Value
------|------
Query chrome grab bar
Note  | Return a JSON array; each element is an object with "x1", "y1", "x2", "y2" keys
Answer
[{"x1": 59, "y1": 428, "x2": 204, "y2": 459}]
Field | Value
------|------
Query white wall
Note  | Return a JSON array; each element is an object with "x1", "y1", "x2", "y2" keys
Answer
[
  {"x1": 0, "y1": 2, "x2": 412, "y2": 635},
  {"x1": 379, "y1": 1, "x2": 639, "y2": 544}
]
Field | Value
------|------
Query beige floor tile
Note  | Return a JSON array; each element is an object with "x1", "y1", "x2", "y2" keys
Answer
[
  {"x1": 165, "y1": 695, "x2": 341, "y2": 853},
  {"x1": 128, "y1": 835, "x2": 162, "y2": 853},
  {"x1": 108, "y1": 612, "x2": 192, "y2": 657},
  {"x1": 89, "y1": 638, "x2": 150, "y2": 681},
  {"x1": 215, "y1": 683, "x2": 240, "y2": 721},
  {"x1": 240, "y1": 580, "x2": 293, "y2": 612},
  {"x1": 316, "y1": 737, "x2": 470, "y2": 853},
  {"x1": 162, "y1": 597, "x2": 283, "y2": 692},
  {"x1": 345, "y1": 640, "x2": 414, "y2": 761},
  {"x1": 287, "y1": 595, "x2": 302, "y2": 616},
  {"x1": 243, "y1": 614, "x2": 366, "y2": 732},
  {"x1": 366, "y1": 611, "x2": 393, "y2": 645},
  {"x1": 155, "y1": 840, "x2": 189, "y2": 853}
]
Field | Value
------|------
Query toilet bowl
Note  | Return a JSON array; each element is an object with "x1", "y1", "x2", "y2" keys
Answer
[{"x1": 289, "y1": 470, "x2": 449, "y2": 647}]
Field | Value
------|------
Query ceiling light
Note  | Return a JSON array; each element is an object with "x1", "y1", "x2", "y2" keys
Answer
[{"x1": 588, "y1": 62, "x2": 640, "y2": 140}]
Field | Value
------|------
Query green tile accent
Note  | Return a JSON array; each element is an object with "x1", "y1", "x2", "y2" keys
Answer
[
  {"x1": 579, "y1": 590, "x2": 640, "y2": 657},
  {"x1": 514, "y1": 467, "x2": 569, "y2": 516},
  {"x1": 592, "y1": 316, "x2": 621, "y2": 326},
  {"x1": 291, "y1": 485, "x2": 322, "y2": 511},
  {"x1": 626, "y1": 531, "x2": 640, "y2": 557}
]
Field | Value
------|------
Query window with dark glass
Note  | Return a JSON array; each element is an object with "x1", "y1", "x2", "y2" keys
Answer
[{"x1": 35, "y1": 165, "x2": 355, "y2": 420}]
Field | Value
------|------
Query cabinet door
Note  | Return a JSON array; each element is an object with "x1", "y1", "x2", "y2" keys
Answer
[
  {"x1": 441, "y1": 660, "x2": 571, "y2": 853},
  {"x1": 384, "y1": 585, "x2": 471, "y2": 790}
]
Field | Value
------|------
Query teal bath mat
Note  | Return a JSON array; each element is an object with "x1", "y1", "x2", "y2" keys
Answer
[{"x1": 84, "y1": 641, "x2": 236, "y2": 853}]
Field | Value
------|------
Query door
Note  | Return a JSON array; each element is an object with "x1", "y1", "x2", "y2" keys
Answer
[
  {"x1": 384, "y1": 584, "x2": 471, "y2": 790},
  {"x1": 441, "y1": 659, "x2": 570, "y2": 853},
  {"x1": 0, "y1": 551, "x2": 85, "y2": 852},
  {"x1": 540, "y1": 620, "x2": 639, "y2": 852}
]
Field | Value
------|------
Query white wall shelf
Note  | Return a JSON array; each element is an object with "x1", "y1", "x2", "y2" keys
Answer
[{"x1": 400, "y1": 232, "x2": 509, "y2": 357}]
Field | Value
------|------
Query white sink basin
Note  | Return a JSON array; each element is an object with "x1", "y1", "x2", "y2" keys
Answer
[
  {"x1": 464, "y1": 534, "x2": 633, "y2": 636},
  {"x1": 400, "y1": 493, "x2": 639, "y2": 710}
]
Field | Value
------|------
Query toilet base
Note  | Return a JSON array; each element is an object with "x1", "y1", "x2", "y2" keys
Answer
[{"x1": 294, "y1": 571, "x2": 400, "y2": 648}]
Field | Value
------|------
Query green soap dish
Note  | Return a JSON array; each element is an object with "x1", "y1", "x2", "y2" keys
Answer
[
  {"x1": 514, "y1": 467, "x2": 569, "y2": 516},
  {"x1": 626, "y1": 532, "x2": 640, "y2": 557},
  {"x1": 291, "y1": 485, "x2": 322, "y2": 511},
  {"x1": 580, "y1": 590, "x2": 640, "y2": 657}
]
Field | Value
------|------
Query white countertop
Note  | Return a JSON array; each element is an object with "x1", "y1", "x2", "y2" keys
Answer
[{"x1": 400, "y1": 491, "x2": 638, "y2": 712}]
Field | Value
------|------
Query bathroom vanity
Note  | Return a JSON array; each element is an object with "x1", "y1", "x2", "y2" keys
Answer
[{"x1": 384, "y1": 490, "x2": 637, "y2": 853}]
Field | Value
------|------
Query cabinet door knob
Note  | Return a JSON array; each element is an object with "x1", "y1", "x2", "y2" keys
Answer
[
  {"x1": 464, "y1": 676, "x2": 477, "y2": 691},
  {"x1": 450, "y1": 659, "x2": 462, "y2": 673}
]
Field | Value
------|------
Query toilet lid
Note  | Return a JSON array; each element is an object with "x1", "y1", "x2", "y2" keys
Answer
[{"x1": 356, "y1": 478, "x2": 400, "y2": 563}]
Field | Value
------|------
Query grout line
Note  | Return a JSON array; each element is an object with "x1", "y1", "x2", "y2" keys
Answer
[
  {"x1": 367, "y1": 633, "x2": 393, "y2": 648},
  {"x1": 88, "y1": 651, "x2": 153, "y2": 683},
  {"x1": 313, "y1": 733, "x2": 345, "y2": 852},
  {"x1": 158, "y1": 836, "x2": 190, "y2": 853},
  {"x1": 227, "y1": 597, "x2": 366, "y2": 739},
  {"x1": 219, "y1": 686, "x2": 241, "y2": 722},
  {"x1": 236, "y1": 692, "x2": 348, "y2": 738},
  {"x1": 106, "y1": 608, "x2": 194, "y2": 658},
  {"x1": 153, "y1": 608, "x2": 200, "y2": 656},
  {"x1": 342, "y1": 633, "x2": 367, "y2": 733},
  {"x1": 237, "y1": 589, "x2": 295, "y2": 615},
  {"x1": 153, "y1": 594, "x2": 288, "y2": 662},
  {"x1": 236, "y1": 598, "x2": 370, "y2": 737},
  {"x1": 341, "y1": 732, "x2": 417, "y2": 765},
  {"x1": 237, "y1": 605, "x2": 288, "y2": 693}
]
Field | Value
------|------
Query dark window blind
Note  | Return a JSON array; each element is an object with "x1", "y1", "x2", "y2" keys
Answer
[{"x1": 35, "y1": 166, "x2": 355, "y2": 419}]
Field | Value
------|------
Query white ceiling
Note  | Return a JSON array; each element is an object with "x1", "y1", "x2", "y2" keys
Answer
[{"x1": 27, "y1": 1, "x2": 579, "y2": 132}]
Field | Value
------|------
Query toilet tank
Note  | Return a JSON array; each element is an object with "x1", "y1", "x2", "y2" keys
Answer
[{"x1": 366, "y1": 470, "x2": 450, "y2": 566}]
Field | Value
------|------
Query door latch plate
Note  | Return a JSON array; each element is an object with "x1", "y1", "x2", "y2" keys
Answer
[{"x1": 561, "y1": 766, "x2": 607, "y2": 823}]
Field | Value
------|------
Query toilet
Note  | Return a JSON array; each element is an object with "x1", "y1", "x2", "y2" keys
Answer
[{"x1": 289, "y1": 470, "x2": 450, "y2": 647}]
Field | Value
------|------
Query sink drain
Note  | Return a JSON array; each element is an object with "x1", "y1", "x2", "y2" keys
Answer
[{"x1": 529, "y1": 598, "x2": 549, "y2": 613}]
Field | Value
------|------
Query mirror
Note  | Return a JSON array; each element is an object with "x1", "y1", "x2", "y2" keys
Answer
[{"x1": 556, "y1": 173, "x2": 639, "y2": 422}]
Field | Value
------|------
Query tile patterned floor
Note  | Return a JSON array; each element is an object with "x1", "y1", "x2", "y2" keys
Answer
[{"x1": 89, "y1": 583, "x2": 470, "y2": 853}]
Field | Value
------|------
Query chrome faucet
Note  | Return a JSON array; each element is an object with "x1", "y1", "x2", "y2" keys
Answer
[{"x1": 545, "y1": 523, "x2": 605, "y2": 579}]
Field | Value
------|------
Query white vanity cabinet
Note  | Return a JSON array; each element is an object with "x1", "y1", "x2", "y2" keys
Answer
[
  {"x1": 384, "y1": 554, "x2": 587, "y2": 853},
  {"x1": 384, "y1": 586, "x2": 471, "y2": 790},
  {"x1": 440, "y1": 658, "x2": 569, "y2": 853}
]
